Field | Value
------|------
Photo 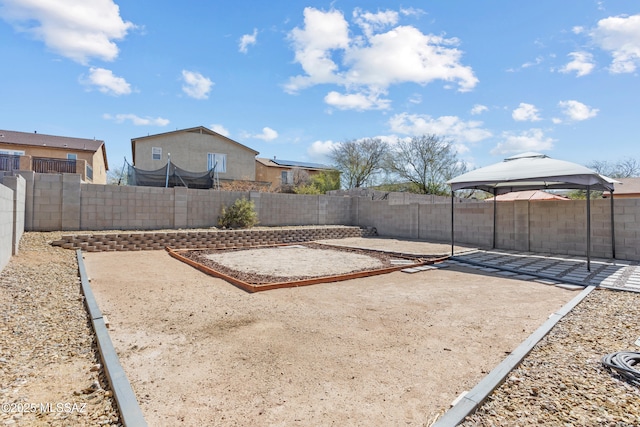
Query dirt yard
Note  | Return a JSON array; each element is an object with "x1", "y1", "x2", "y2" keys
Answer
[{"x1": 83, "y1": 239, "x2": 575, "y2": 426}]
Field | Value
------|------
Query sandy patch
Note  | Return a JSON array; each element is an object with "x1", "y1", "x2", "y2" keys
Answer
[{"x1": 204, "y1": 245, "x2": 384, "y2": 277}]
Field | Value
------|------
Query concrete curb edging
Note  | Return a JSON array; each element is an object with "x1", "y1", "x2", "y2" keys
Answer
[
  {"x1": 432, "y1": 284, "x2": 598, "y2": 427},
  {"x1": 76, "y1": 249, "x2": 147, "y2": 427}
]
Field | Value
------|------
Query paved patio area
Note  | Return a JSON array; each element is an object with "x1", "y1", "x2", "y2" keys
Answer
[{"x1": 451, "y1": 249, "x2": 640, "y2": 292}]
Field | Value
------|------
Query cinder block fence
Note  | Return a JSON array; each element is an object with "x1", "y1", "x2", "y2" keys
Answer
[{"x1": 4, "y1": 171, "x2": 640, "y2": 262}]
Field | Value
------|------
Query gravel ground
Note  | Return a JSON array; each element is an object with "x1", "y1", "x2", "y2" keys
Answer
[
  {"x1": 460, "y1": 288, "x2": 640, "y2": 426},
  {"x1": 0, "y1": 232, "x2": 120, "y2": 427}
]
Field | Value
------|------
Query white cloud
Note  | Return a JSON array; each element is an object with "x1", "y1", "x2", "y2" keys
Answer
[
  {"x1": 491, "y1": 129, "x2": 554, "y2": 155},
  {"x1": 307, "y1": 140, "x2": 339, "y2": 161},
  {"x1": 239, "y1": 28, "x2": 258, "y2": 53},
  {"x1": 572, "y1": 26, "x2": 585, "y2": 35},
  {"x1": 81, "y1": 67, "x2": 131, "y2": 96},
  {"x1": 556, "y1": 100, "x2": 599, "y2": 122},
  {"x1": 388, "y1": 113, "x2": 492, "y2": 145},
  {"x1": 285, "y1": 7, "x2": 477, "y2": 111},
  {"x1": 324, "y1": 90, "x2": 391, "y2": 110},
  {"x1": 210, "y1": 124, "x2": 230, "y2": 137},
  {"x1": 512, "y1": 103, "x2": 542, "y2": 122},
  {"x1": 353, "y1": 8, "x2": 399, "y2": 38},
  {"x1": 344, "y1": 26, "x2": 477, "y2": 90},
  {"x1": 399, "y1": 7, "x2": 426, "y2": 18},
  {"x1": 181, "y1": 70, "x2": 213, "y2": 99},
  {"x1": 590, "y1": 14, "x2": 640, "y2": 73},
  {"x1": 0, "y1": 0, "x2": 134, "y2": 64},
  {"x1": 252, "y1": 127, "x2": 278, "y2": 141},
  {"x1": 103, "y1": 113, "x2": 169, "y2": 126},
  {"x1": 559, "y1": 51, "x2": 595, "y2": 77},
  {"x1": 471, "y1": 104, "x2": 488, "y2": 115},
  {"x1": 408, "y1": 93, "x2": 422, "y2": 104},
  {"x1": 521, "y1": 56, "x2": 544, "y2": 69},
  {"x1": 285, "y1": 7, "x2": 350, "y2": 92}
]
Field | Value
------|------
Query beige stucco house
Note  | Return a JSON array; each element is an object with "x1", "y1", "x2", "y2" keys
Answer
[
  {"x1": 255, "y1": 157, "x2": 336, "y2": 190},
  {"x1": 602, "y1": 177, "x2": 640, "y2": 199},
  {"x1": 0, "y1": 129, "x2": 108, "y2": 184},
  {"x1": 131, "y1": 126, "x2": 259, "y2": 182}
]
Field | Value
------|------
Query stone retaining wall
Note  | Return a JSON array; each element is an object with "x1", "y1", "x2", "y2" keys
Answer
[{"x1": 52, "y1": 226, "x2": 377, "y2": 252}]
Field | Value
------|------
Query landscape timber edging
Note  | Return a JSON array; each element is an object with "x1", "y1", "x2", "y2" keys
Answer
[{"x1": 166, "y1": 244, "x2": 431, "y2": 293}]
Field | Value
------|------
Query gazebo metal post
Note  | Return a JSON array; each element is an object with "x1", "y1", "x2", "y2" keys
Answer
[
  {"x1": 586, "y1": 186, "x2": 591, "y2": 271},
  {"x1": 451, "y1": 190, "x2": 455, "y2": 256},
  {"x1": 610, "y1": 190, "x2": 616, "y2": 259},
  {"x1": 492, "y1": 188, "x2": 497, "y2": 249}
]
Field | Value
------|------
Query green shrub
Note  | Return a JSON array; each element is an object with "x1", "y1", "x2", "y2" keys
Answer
[
  {"x1": 217, "y1": 198, "x2": 259, "y2": 229},
  {"x1": 293, "y1": 170, "x2": 341, "y2": 194}
]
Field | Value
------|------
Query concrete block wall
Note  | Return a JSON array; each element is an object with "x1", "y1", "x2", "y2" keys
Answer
[
  {"x1": 356, "y1": 198, "x2": 493, "y2": 245},
  {"x1": 1, "y1": 175, "x2": 26, "y2": 255},
  {"x1": 31, "y1": 173, "x2": 64, "y2": 231},
  {"x1": 495, "y1": 202, "x2": 515, "y2": 249},
  {"x1": 0, "y1": 184, "x2": 14, "y2": 270},
  {"x1": 417, "y1": 202, "x2": 451, "y2": 242},
  {"x1": 185, "y1": 189, "x2": 248, "y2": 228},
  {"x1": 79, "y1": 184, "x2": 177, "y2": 230},
  {"x1": 16, "y1": 171, "x2": 35, "y2": 231},
  {"x1": 388, "y1": 192, "x2": 451, "y2": 205},
  {"x1": 451, "y1": 201, "x2": 494, "y2": 247},
  {"x1": 320, "y1": 195, "x2": 354, "y2": 225},
  {"x1": 614, "y1": 198, "x2": 640, "y2": 261},
  {"x1": 529, "y1": 200, "x2": 590, "y2": 256},
  {"x1": 256, "y1": 193, "x2": 320, "y2": 226},
  {"x1": 16, "y1": 173, "x2": 640, "y2": 261}
]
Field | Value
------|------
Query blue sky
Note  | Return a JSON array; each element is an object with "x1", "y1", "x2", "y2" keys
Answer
[{"x1": 1, "y1": 0, "x2": 639, "y2": 172}]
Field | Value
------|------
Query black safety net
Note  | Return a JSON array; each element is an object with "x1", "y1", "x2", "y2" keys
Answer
[{"x1": 126, "y1": 160, "x2": 216, "y2": 189}]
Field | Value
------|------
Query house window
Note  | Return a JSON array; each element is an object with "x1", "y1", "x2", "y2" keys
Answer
[
  {"x1": 281, "y1": 170, "x2": 293, "y2": 185},
  {"x1": 207, "y1": 153, "x2": 226, "y2": 173},
  {"x1": 152, "y1": 147, "x2": 162, "y2": 160},
  {"x1": 67, "y1": 153, "x2": 77, "y2": 160}
]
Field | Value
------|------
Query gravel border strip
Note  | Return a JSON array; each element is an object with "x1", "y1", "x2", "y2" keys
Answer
[{"x1": 76, "y1": 250, "x2": 147, "y2": 427}]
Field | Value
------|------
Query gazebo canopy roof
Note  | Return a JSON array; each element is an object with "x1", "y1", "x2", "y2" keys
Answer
[{"x1": 448, "y1": 152, "x2": 618, "y2": 194}]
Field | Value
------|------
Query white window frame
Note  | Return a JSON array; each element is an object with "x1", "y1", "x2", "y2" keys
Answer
[
  {"x1": 207, "y1": 153, "x2": 226, "y2": 173},
  {"x1": 67, "y1": 153, "x2": 77, "y2": 160},
  {"x1": 0, "y1": 150, "x2": 24, "y2": 156},
  {"x1": 152, "y1": 147, "x2": 162, "y2": 160},
  {"x1": 281, "y1": 170, "x2": 293, "y2": 185}
]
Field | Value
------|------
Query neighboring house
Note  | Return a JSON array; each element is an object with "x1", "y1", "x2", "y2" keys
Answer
[
  {"x1": 602, "y1": 177, "x2": 640, "y2": 198},
  {"x1": 485, "y1": 190, "x2": 570, "y2": 201},
  {"x1": 0, "y1": 129, "x2": 108, "y2": 184},
  {"x1": 255, "y1": 157, "x2": 335, "y2": 189},
  {"x1": 131, "y1": 126, "x2": 259, "y2": 182}
]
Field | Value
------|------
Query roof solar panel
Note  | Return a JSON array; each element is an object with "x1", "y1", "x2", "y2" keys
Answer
[{"x1": 272, "y1": 159, "x2": 330, "y2": 169}]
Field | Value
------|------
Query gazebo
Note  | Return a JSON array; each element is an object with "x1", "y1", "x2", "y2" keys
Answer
[{"x1": 447, "y1": 153, "x2": 619, "y2": 270}]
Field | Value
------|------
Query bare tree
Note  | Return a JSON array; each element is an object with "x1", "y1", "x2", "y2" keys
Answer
[
  {"x1": 329, "y1": 138, "x2": 388, "y2": 188},
  {"x1": 385, "y1": 134, "x2": 467, "y2": 195},
  {"x1": 588, "y1": 158, "x2": 640, "y2": 178},
  {"x1": 107, "y1": 162, "x2": 128, "y2": 185}
]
